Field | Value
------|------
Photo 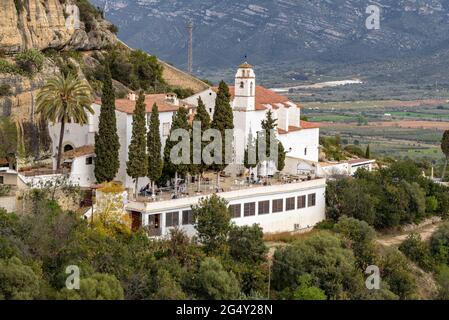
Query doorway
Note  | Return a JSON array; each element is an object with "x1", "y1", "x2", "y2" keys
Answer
[
  {"x1": 147, "y1": 214, "x2": 161, "y2": 236},
  {"x1": 130, "y1": 211, "x2": 142, "y2": 232}
]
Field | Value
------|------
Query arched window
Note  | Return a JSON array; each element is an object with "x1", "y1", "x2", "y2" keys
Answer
[
  {"x1": 250, "y1": 82, "x2": 253, "y2": 96},
  {"x1": 240, "y1": 81, "x2": 244, "y2": 88},
  {"x1": 63, "y1": 144, "x2": 74, "y2": 152}
]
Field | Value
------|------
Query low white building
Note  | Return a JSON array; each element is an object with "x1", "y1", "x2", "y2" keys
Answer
[
  {"x1": 317, "y1": 158, "x2": 376, "y2": 177},
  {"x1": 126, "y1": 178, "x2": 326, "y2": 237}
]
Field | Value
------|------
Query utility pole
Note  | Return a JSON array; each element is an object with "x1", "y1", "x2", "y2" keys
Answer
[{"x1": 187, "y1": 20, "x2": 193, "y2": 74}]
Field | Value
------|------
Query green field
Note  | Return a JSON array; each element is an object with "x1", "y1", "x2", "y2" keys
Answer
[
  {"x1": 389, "y1": 111, "x2": 449, "y2": 120},
  {"x1": 307, "y1": 115, "x2": 357, "y2": 122},
  {"x1": 307, "y1": 100, "x2": 449, "y2": 165}
]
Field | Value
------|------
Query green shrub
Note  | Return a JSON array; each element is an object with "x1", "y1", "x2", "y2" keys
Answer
[
  {"x1": 0, "y1": 59, "x2": 21, "y2": 75},
  {"x1": 399, "y1": 233, "x2": 434, "y2": 271},
  {"x1": 15, "y1": 49, "x2": 44, "y2": 74},
  {"x1": 0, "y1": 185, "x2": 11, "y2": 197},
  {"x1": 0, "y1": 84, "x2": 12, "y2": 97},
  {"x1": 108, "y1": 24, "x2": 119, "y2": 34},
  {"x1": 171, "y1": 87, "x2": 194, "y2": 99},
  {"x1": 430, "y1": 222, "x2": 449, "y2": 265},
  {"x1": 75, "y1": 0, "x2": 103, "y2": 33},
  {"x1": 344, "y1": 145, "x2": 365, "y2": 158}
]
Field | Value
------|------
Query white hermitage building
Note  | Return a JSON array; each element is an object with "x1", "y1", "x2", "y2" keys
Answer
[{"x1": 48, "y1": 63, "x2": 326, "y2": 236}]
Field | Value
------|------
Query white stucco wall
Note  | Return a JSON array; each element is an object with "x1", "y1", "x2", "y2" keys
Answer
[
  {"x1": 278, "y1": 128, "x2": 319, "y2": 163},
  {"x1": 69, "y1": 155, "x2": 96, "y2": 187},
  {"x1": 182, "y1": 88, "x2": 216, "y2": 117},
  {"x1": 128, "y1": 178, "x2": 326, "y2": 237},
  {"x1": 317, "y1": 163, "x2": 350, "y2": 177},
  {"x1": 0, "y1": 196, "x2": 16, "y2": 213}
]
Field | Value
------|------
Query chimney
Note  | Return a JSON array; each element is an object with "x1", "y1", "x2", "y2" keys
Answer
[
  {"x1": 127, "y1": 92, "x2": 136, "y2": 101},
  {"x1": 165, "y1": 93, "x2": 179, "y2": 106}
]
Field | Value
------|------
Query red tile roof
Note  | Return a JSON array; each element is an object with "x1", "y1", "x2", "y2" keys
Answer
[
  {"x1": 300, "y1": 120, "x2": 321, "y2": 129},
  {"x1": 277, "y1": 121, "x2": 321, "y2": 134},
  {"x1": 215, "y1": 85, "x2": 297, "y2": 111},
  {"x1": 94, "y1": 94, "x2": 195, "y2": 114},
  {"x1": 63, "y1": 145, "x2": 95, "y2": 160}
]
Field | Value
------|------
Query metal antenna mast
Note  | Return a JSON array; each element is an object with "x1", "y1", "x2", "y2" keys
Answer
[{"x1": 187, "y1": 20, "x2": 193, "y2": 73}]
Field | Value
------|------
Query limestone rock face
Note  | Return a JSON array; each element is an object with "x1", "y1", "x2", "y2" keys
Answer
[{"x1": 0, "y1": 0, "x2": 116, "y2": 54}]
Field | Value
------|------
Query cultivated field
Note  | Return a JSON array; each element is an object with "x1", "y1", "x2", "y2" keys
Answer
[{"x1": 301, "y1": 99, "x2": 449, "y2": 166}]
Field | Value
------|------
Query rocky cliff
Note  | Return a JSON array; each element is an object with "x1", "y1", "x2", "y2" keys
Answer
[
  {"x1": 0, "y1": 0, "x2": 116, "y2": 54},
  {"x1": 0, "y1": 0, "x2": 118, "y2": 121}
]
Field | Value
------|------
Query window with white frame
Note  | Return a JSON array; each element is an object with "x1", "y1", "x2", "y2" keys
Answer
[
  {"x1": 297, "y1": 195, "x2": 306, "y2": 209},
  {"x1": 272, "y1": 199, "x2": 283, "y2": 213},
  {"x1": 308, "y1": 193, "x2": 316, "y2": 207},
  {"x1": 229, "y1": 204, "x2": 241, "y2": 218},
  {"x1": 182, "y1": 210, "x2": 194, "y2": 225},
  {"x1": 286, "y1": 197, "x2": 295, "y2": 211},
  {"x1": 165, "y1": 211, "x2": 179, "y2": 227},
  {"x1": 258, "y1": 200, "x2": 270, "y2": 215},
  {"x1": 244, "y1": 202, "x2": 256, "y2": 217}
]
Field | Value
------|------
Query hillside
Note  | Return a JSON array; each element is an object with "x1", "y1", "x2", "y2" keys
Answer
[
  {"x1": 0, "y1": 0, "x2": 208, "y2": 164},
  {"x1": 0, "y1": 0, "x2": 208, "y2": 121},
  {"x1": 91, "y1": 0, "x2": 449, "y2": 85}
]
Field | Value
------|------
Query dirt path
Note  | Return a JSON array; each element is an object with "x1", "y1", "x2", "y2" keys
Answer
[{"x1": 376, "y1": 218, "x2": 442, "y2": 247}]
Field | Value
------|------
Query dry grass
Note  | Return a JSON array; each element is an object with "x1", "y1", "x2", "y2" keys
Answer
[{"x1": 263, "y1": 228, "x2": 318, "y2": 243}]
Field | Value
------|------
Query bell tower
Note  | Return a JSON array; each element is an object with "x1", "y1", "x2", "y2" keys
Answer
[{"x1": 233, "y1": 62, "x2": 256, "y2": 111}]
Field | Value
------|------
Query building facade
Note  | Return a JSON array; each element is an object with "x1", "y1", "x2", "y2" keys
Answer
[
  {"x1": 126, "y1": 178, "x2": 326, "y2": 237},
  {"x1": 49, "y1": 63, "x2": 327, "y2": 236}
]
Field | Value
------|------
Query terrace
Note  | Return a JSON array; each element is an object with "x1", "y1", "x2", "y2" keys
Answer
[{"x1": 133, "y1": 171, "x2": 317, "y2": 203}]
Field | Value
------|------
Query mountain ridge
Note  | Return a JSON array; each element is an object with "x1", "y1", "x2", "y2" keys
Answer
[{"x1": 91, "y1": 0, "x2": 449, "y2": 84}]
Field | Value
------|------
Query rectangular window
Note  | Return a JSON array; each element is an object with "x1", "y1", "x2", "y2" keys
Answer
[
  {"x1": 162, "y1": 122, "x2": 171, "y2": 137},
  {"x1": 308, "y1": 193, "x2": 316, "y2": 207},
  {"x1": 297, "y1": 195, "x2": 306, "y2": 209},
  {"x1": 0, "y1": 176, "x2": 3, "y2": 184},
  {"x1": 165, "y1": 211, "x2": 179, "y2": 227},
  {"x1": 182, "y1": 210, "x2": 194, "y2": 225},
  {"x1": 229, "y1": 204, "x2": 241, "y2": 218},
  {"x1": 272, "y1": 199, "x2": 283, "y2": 213},
  {"x1": 258, "y1": 200, "x2": 270, "y2": 215},
  {"x1": 286, "y1": 197, "x2": 295, "y2": 211},
  {"x1": 304, "y1": 147, "x2": 307, "y2": 156},
  {"x1": 244, "y1": 202, "x2": 256, "y2": 217},
  {"x1": 85, "y1": 157, "x2": 93, "y2": 165}
]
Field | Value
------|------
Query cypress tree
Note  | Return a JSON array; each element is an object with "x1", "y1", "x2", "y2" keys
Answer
[
  {"x1": 277, "y1": 141, "x2": 286, "y2": 172},
  {"x1": 95, "y1": 65, "x2": 120, "y2": 183},
  {"x1": 127, "y1": 90, "x2": 148, "y2": 197},
  {"x1": 365, "y1": 144, "x2": 371, "y2": 159},
  {"x1": 441, "y1": 130, "x2": 449, "y2": 180},
  {"x1": 162, "y1": 106, "x2": 190, "y2": 196},
  {"x1": 244, "y1": 130, "x2": 257, "y2": 170},
  {"x1": 260, "y1": 110, "x2": 277, "y2": 177},
  {"x1": 210, "y1": 80, "x2": 234, "y2": 187},
  {"x1": 147, "y1": 103, "x2": 163, "y2": 194},
  {"x1": 192, "y1": 96, "x2": 211, "y2": 192}
]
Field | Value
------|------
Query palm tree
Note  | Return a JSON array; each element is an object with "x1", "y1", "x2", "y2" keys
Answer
[{"x1": 36, "y1": 73, "x2": 93, "y2": 170}]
